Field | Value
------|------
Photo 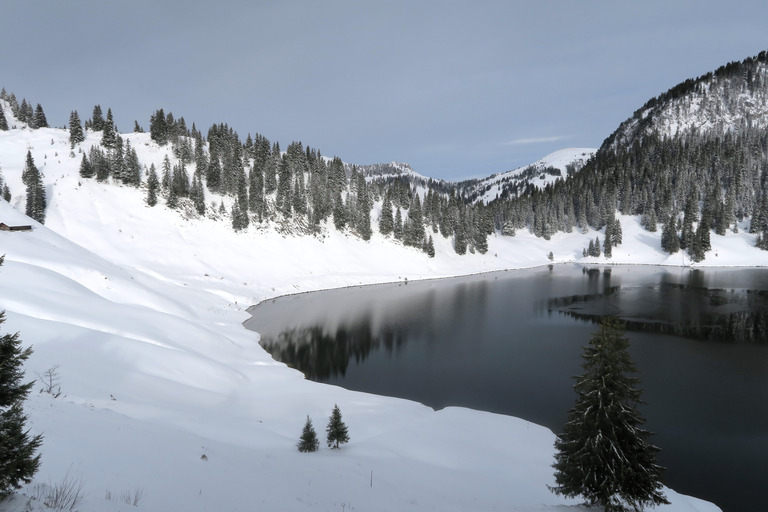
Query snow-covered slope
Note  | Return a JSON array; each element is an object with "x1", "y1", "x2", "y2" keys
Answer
[
  {"x1": 604, "y1": 53, "x2": 768, "y2": 151},
  {"x1": 468, "y1": 148, "x2": 595, "y2": 203},
  {"x1": 0, "y1": 111, "x2": 750, "y2": 511}
]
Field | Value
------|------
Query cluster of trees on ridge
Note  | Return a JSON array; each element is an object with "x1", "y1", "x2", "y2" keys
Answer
[{"x1": 2, "y1": 49, "x2": 768, "y2": 261}]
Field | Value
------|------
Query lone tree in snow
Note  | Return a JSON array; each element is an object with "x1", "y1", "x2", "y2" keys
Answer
[
  {"x1": 297, "y1": 415, "x2": 319, "y2": 453},
  {"x1": 550, "y1": 318, "x2": 668, "y2": 512},
  {"x1": 0, "y1": 255, "x2": 43, "y2": 497},
  {"x1": 325, "y1": 404, "x2": 349, "y2": 449}
]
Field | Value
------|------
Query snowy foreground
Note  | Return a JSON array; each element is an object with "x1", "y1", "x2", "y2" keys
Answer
[{"x1": 1, "y1": 127, "x2": 759, "y2": 511}]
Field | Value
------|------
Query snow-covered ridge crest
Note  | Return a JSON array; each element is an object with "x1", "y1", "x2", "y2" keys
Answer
[
  {"x1": 604, "y1": 51, "x2": 768, "y2": 151},
  {"x1": 467, "y1": 148, "x2": 595, "y2": 204}
]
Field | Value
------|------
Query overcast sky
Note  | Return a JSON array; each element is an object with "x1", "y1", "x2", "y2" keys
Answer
[{"x1": 2, "y1": 1, "x2": 767, "y2": 180}]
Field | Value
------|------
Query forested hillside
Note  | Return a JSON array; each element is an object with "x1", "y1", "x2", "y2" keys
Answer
[
  {"x1": 490, "y1": 50, "x2": 768, "y2": 261},
  {"x1": 2, "y1": 51, "x2": 768, "y2": 265}
]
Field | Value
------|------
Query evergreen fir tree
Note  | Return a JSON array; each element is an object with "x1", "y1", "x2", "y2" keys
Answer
[
  {"x1": 149, "y1": 108, "x2": 169, "y2": 146},
  {"x1": 79, "y1": 153, "x2": 93, "y2": 179},
  {"x1": 425, "y1": 234, "x2": 435, "y2": 258},
  {"x1": 2, "y1": 185, "x2": 9, "y2": 202},
  {"x1": 379, "y1": 194, "x2": 394, "y2": 236},
  {"x1": 19, "y1": 100, "x2": 33, "y2": 127},
  {"x1": 146, "y1": 164, "x2": 159, "y2": 207},
  {"x1": 453, "y1": 208, "x2": 468, "y2": 255},
  {"x1": 551, "y1": 318, "x2": 668, "y2": 512},
  {"x1": 660, "y1": 215, "x2": 680, "y2": 254},
  {"x1": 333, "y1": 193, "x2": 347, "y2": 231},
  {"x1": 206, "y1": 157, "x2": 222, "y2": 194},
  {"x1": 233, "y1": 170, "x2": 249, "y2": 231},
  {"x1": 123, "y1": 140, "x2": 142, "y2": 187},
  {"x1": 325, "y1": 404, "x2": 349, "y2": 449},
  {"x1": 101, "y1": 108, "x2": 117, "y2": 149},
  {"x1": 0, "y1": 107, "x2": 8, "y2": 131},
  {"x1": 0, "y1": 257, "x2": 43, "y2": 497},
  {"x1": 69, "y1": 110, "x2": 85, "y2": 148},
  {"x1": 612, "y1": 218, "x2": 623, "y2": 246},
  {"x1": 90, "y1": 105, "x2": 105, "y2": 132},
  {"x1": 297, "y1": 415, "x2": 319, "y2": 453},
  {"x1": 33, "y1": 104, "x2": 48, "y2": 128},
  {"x1": 22, "y1": 151, "x2": 46, "y2": 224},
  {"x1": 394, "y1": 208, "x2": 403, "y2": 240},
  {"x1": 191, "y1": 174, "x2": 206, "y2": 215}
]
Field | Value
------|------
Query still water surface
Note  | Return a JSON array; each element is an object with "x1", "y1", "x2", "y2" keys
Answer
[{"x1": 246, "y1": 265, "x2": 768, "y2": 512}]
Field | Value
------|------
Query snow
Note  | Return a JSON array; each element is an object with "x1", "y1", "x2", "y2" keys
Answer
[
  {"x1": 0, "y1": 114, "x2": 741, "y2": 511},
  {"x1": 473, "y1": 148, "x2": 595, "y2": 203}
]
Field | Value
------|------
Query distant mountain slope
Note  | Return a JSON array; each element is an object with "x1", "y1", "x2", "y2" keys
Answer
[
  {"x1": 464, "y1": 148, "x2": 595, "y2": 203},
  {"x1": 602, "y1": 50, "x2": 768, "y2": 151}
]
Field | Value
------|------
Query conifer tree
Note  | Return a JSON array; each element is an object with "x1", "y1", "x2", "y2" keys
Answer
[
  {"x1": 19, "y1": 100, "x2": 33, "y2": 127},
  {"x1": 123, "y1": 140, "x2": 142, "y2": 187},
  {"x1": 146, "y1": 164, "x2": 159, "y2": 207},
  {"x1": 0, "y1": 107, "x2": 8, "y2": 131},
  {"x1": 333, "y1": 193, "x2": 347, "y2": 231},
  {"x1": 90, "y1": 105, "x2": 104, "y2": 132},
  {"x1": 603, "y1": 229, "x2": 613, "y2": 258},
  {"x1": 191, "y1": 174, "x2": 206, "y2": 215},
  {"x1": 551, "y1": 318, "x2": 668, "y2": 512},
  {"x1": 79, "y1": 153, "x2": 93, "y2": 179},
  {"x1": 33, "y1": 104, "x2": 48, "y2": 128},
  {"x1": 101, "y1": 108, "x2": 117, "y2": 149},
  {"x1": 425, "y1": 234, "x2": 435, "y2": 258},
  {"x1": 612, "y1": 217, "x2": 623, "y2": 246},
  {"x1": 69, "y1": 110, "x2": 85, "y2": 147},
  {"x1": 92, "y1": 147, "x2": 111, "y2": 182},
  {"x1": 661, "y1": 215, "x2": 680, "y2": 254},
  {"x1": 22, "y1": 151, "x2": 46, "y2": 224},
  {"x1": 149, "y1": 108, "x2": 169, "y2": 146},
  {"x1": 379, "y1": 194, "x2": 394, "y2": 235},
  {"x1": 394, "y1": 208, "x2": 403, "y2": 240},
  {"x1": 206, "y1": 157, "x2": 222, "y2": 194},
  {"x1": 297, "y1": 416, "x2": 319, "y2": 453},
  {"x1": 325, "y1": 404, "x2": 349, "y2": 449},
  {"x1": 248, "y1": 163, "x2": 265, "y2": 221},
  {"x1": 0, "y1": 257, "x2": 43, "y2": 497}
]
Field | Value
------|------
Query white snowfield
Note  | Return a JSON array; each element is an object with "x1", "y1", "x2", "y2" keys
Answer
[{"x1": 0, "y1": 119, "x2": 753, "y2": 511}]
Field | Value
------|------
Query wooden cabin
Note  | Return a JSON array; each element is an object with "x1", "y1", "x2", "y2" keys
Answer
[{"x1": 0, "y1": 222, "x2": 32, "y2": 232}]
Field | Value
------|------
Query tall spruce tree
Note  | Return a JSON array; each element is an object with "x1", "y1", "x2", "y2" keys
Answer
[
  {"x1": 379, "y1": 194, "x2": 394, "y2": 235},
  {"x1": 325, "y1": 404, "x2": 349, "y2": 449},
  {"x1": 22, "y1": 151, "x2": 46, "y2": 224},
  {"x1": 68, "y1": 110, "x2": 85, "y2": 147},
  {"x1": 551, "y1": 318, "x2": 668, "y2": 512},
  {"x1": 90, "y1": 105, "x2": 104, "y2": 132},
  {"x1": 0, "y1": 256, "x2": 43, "y2": 497},
  {"x1": 0, "y1": 107, "x2": 8, "y2": 131},
  {"x1": 146, "y1": 164, "x2": 159, "y2": 207},
  {"x1": 101, "y1": 108, "x2": 117, "y2": 149},
  {"x1": 33, "y1": 104, "x2": 48, "y2": 128}
]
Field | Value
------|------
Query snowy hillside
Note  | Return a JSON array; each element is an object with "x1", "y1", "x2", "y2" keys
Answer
[
  {"x1": 469, "y1": 148, "x2": 595, "y2": 203},
  {"x1": 604, "y1": 53, "x2": 768, "y2": 150},
  {"x1": 0, "y1": 103, "x2": 760, "y2": 511}
]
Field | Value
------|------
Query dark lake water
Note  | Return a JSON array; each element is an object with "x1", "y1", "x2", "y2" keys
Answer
[{"x1": 245, "y1": 265, "x2": 768, "y2": 512}]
